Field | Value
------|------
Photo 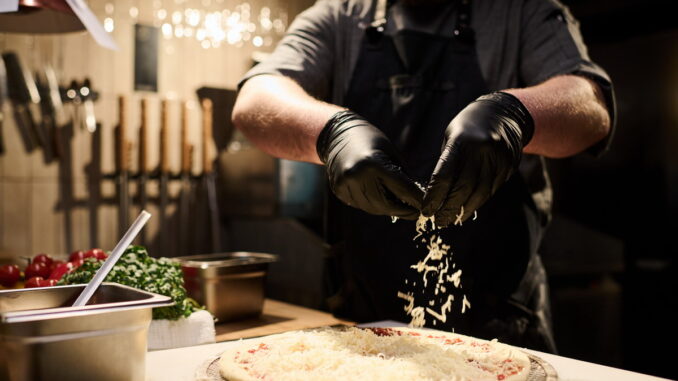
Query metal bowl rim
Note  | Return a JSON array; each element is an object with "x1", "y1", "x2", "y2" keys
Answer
[
  {"x1": 174, "y1": 252, "x2": 278, "y2": 268},
  {"x1": 1, "y1": 282, "x2": 173, "y2": 323}
]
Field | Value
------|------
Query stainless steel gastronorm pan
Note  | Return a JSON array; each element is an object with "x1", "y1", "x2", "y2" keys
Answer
[
  {"x1": 0, "y1": 283, "x2": 172, "y2": 381},
  {"x1": 175, "y1": 252, "x2": 278, "y2": 322}
]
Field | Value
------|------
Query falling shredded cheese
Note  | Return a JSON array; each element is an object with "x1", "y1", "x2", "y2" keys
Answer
[
  {"x1": 447, "y1": 269, "x2": 462, "y2": 288},
  {"x1": 461, "y1": 295, "x2": 471, "y2": 314},
  {"x1": 397, "y1": 291, "x2": 414, "y2": 313},
  {"x1": 397, "y1": 209, "x2": 480, "y2": 328},
  {"x1": 454, "y1": 206, "x2": 465, "y2": 226},
  {"x1": 425, "y1": 294, "x2": 454, "y2": 323}
]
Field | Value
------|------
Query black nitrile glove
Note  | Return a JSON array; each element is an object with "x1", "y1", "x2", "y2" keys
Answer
[
  {"x1": 317, "y1": 110, "x2": 424, "y2": 219},
  {"x1": 422, "y1": 92, "x2": 534, "y2": 227}
]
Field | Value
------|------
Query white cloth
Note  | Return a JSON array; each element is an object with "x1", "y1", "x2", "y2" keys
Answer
[{"x1": 148, "y1": 310, "x2": 216, "y2": 350}]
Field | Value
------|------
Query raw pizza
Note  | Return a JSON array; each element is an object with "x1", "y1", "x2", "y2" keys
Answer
[{"x1": 218, "y1": 327, "x2": 530, "y2": 381}]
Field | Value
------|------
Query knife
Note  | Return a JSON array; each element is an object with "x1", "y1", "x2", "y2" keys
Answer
[
  {"x1": 201, "y1": 98, "x2": 221, "y2": 252},
  {"x1": 158, "y1": 98, "x2": 170, "y2": 256},
  {"x1": 2, "y1": 52, "x2": 37, "y2": 153},
  {"x1": 2, "y1": 52, "x2": 54, "y2": 163},
  {"x1": 44, "y1": 65, "x2": 66, "y2": 126},
  {"x1": 43, "y1": 65, "x2": 67, "y2": 158},
  {"x1": 137, "y1": 98, "x2": 149, "y2": 246},
  {"x1": 35, "y1": 67, "x2": 63, "y2": 161},
  {"x1": 116, "y1": 95, "x2": 130, "y2": 238}
]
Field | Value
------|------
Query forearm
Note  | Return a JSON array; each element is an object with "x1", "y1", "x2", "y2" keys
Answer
[
  {"x1": 505, "y1": 75, "x2": 611, "y2": 158},
  {"x1": 232, "y1": 75, "x2": 343, "y2": 164}
]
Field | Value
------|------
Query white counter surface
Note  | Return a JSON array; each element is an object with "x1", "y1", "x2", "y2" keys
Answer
[{"x1": 146, "y1": 339, "x2": 671, "y2": 381}]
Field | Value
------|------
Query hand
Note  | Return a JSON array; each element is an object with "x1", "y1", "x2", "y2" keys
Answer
[
  {"x1": 423, "y1": 92, "x2": 534, "y2": 227},
  {"x1": 317, "y1": 110, "x2": 424, "y2": 219}
]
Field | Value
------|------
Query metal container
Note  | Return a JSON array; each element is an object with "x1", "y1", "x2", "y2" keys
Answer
[
  {"x1": 176, "y1": 252, "x2": 278, "y2": 322},
  {"x1": 0, "y1": 283, "x2": 172, "y2": 381}
]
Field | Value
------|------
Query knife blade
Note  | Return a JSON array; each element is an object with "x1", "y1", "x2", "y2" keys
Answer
[
  {"x1": 2, "y1": 52, "x2": 37, "y2": 152},
  {"x1": 43, "y1": 65, "x2": 67, "y2": 158},
  {"x1": 2, "y1": 52, "x2": 54, "y2": 163},
  {"x1": 44, "y1": 65, "x2": 66, "y2": 126},
  {"x1": 34, "y1": 69, "x2": 60, "y2": 162}
]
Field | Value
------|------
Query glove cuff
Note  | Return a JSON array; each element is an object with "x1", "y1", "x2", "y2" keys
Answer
[
  {"x1": 477, "y1": 92, "x2": 535, "y2": 147},
  {"x1": 316, "y1": 109, "x2": 362, "y2": 164}
]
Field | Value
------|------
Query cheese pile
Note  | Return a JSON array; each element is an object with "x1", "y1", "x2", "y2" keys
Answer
[
  {"x1": 397, "y1": 213, "x2": 471, "y2": 327},
  {"x1": 218, "y1": 327, "x2": 530, "y2": 381}
]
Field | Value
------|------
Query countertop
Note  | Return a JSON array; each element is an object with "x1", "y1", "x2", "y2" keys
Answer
[{"x1": 146, "y1": 299, "x2": 671, "y2": 381}]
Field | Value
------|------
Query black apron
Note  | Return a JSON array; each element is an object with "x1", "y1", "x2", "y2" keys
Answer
[{"x1": 324, "y1": 0, "x2": 557, "y2": 353}]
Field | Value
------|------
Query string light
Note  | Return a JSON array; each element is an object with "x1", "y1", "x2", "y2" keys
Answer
[
  {"x1": 104, "y1": 2, "x2": 115, "y2": 32},
  {"x1": 157, "y1": 1, "x2": 288, "y2": 49}
]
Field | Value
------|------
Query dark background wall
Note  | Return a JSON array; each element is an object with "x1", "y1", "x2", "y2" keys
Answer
[{"x1": 543, "y1": 0, "x2": 677, "y2": 378}]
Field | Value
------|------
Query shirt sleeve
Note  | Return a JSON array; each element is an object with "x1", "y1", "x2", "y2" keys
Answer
[
  {"x1": 238, "y1": 0, "x2": 337, "y2": 101},
  {"x1": 519, "y1": 0, "x2": 616, "y2": 156}
]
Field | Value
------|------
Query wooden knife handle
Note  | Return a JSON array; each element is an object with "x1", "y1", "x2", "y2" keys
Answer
[
  {"x1": 117, "y1": 95, "x2": 128, "y2": 172},
  {"x1": 201, "y1": 98, "x2": 213, "y2": 174},
  {"x1": 139, "y1": 98, "x2": 149, "y2": 174},
  {"x1": 160, "y1": 99, "x2": 169, "y2": 174},
  {"x1": 188, "y1": 144, "x2": 194, "y2": 175},
  {"x1": 181, "y1": 101, "x2": 190, "y2": 173}
]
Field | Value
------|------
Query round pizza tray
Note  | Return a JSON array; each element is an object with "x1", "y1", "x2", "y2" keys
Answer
[{"x1": 194, "y1": 351, "x2": 558, "y2": 381}]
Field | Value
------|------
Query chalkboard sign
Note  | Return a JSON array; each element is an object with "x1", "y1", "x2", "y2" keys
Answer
[{"x1": 134, "y1": 24, "x2": 158, "y2": 92}]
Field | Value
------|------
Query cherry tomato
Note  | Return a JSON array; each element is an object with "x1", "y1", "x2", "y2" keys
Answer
[
  {"x1": 69, "y1": 259, "x2": 84, "y2": 269},
  {"x1": 39, "y1": 279, "x2": 58, "y2": 287},
  {"x1": 84, "y1": 248, "x2": 106, "y2": 260},
  {"x1": 32, "y1": 253, "x2": 53, "y2": 267},
  {"x1": 0, "y1": 264, "x2": 21, "y2": 287},
  {"x1": 49, "y1": 262, "x2": 74, "y2": 280},
  {"x1": 69, "y1": 250, "x2": 86, "y2": 262},
  {"x1": 25, "y1": 262, "x2": 51, "y2": 279},
  {"x1": 24, "y1": 276, "x2": 44, "y2": 288},
  {"x1": 49, "y1": 260, "x2": 65, "y2": 272}
]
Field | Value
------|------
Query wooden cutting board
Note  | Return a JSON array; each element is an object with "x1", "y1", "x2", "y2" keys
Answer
[{"x1": 214, "y1": 299, "x2": 354, "y2": 342}]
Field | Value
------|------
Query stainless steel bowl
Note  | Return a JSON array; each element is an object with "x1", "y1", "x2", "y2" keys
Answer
[
  {"x1": 0, "y1": 283, "x2": 172, "y2": 381},
  {"x1": 175, "y1": 252, "x2": 278, "y2": 322}
]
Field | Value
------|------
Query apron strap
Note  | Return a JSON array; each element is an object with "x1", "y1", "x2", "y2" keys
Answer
[{"x1": 368, "y1": 0, "x2": 474, "y2": 43}]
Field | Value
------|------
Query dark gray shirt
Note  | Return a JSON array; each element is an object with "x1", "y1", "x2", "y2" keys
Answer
[{"x1": 241, "y1": 0, "x2": 615, "y2": 223}]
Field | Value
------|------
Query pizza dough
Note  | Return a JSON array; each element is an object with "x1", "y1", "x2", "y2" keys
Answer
[{"x1": 218, "y1": 327, "x2": 530, "y2": 381}]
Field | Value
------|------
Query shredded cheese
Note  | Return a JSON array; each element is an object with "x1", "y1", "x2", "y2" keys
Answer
[
  {"x1": 218, "y1": 327, "x2": 531, "y2": 381},
  {"x1": 461, "y1": 295, "x2": 471, "y2": 314},
  {"x1": 425, "y1": 294, "x2": 454, "y2": 323},
  {"x1": 397, "y1": 208, "x2": 481, "y2": 327},
  {"x1": 396, "y1": 291, "x2": 414, "y2": 313},
  {"x1": 454, "y1": 206, "x2": 465, "y2": 226}
]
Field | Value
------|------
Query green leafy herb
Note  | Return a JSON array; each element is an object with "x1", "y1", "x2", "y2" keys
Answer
[{"x1": 59, "y1": 245, "x2": 201, "y2": 320}]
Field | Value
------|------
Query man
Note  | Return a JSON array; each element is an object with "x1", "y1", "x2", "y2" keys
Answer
[{"x1": 232, "y1": 0, "x2": 614, "y2": 353}]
